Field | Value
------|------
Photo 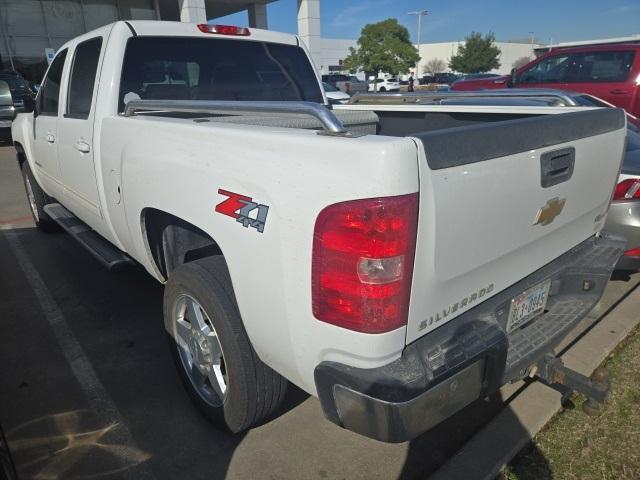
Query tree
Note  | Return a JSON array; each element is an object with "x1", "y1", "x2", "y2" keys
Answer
[
  {"x1": 343, "y1": 19, "x2": 419, "y2": 92},
  {"x1": 449, "y1": 32, "x2": 501, "y2": 74},
  {"x1": 423, "y1": 58, "x2": 446, "y2": 76},
  {"x1": 512, "y1": 56, "x2": 532, "y2": 69}
]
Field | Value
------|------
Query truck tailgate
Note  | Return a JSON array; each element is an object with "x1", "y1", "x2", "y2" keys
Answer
[{"x1": 407, "y1": 108, "x2": 626, "y2": 344}]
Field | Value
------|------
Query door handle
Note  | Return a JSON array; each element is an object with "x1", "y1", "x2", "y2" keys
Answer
[
  {"x1": 74, "y1": 139, "x2": 90, "y2": 154},
  {"x1": 610, "y1": 89, "x2": 627, "y2": 95},
  {"x1": 45, "y1": 133, "x2": 55, "y2": 143}
]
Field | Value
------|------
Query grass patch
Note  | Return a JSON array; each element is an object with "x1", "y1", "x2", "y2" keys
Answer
[{"x1": 501, "y1": 325, "x2": 640, "y2": 480}]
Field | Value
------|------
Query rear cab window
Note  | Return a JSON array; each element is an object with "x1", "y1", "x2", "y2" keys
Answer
[{"x1": 118, "y1": 36, "x2": 323, "y2": 112}]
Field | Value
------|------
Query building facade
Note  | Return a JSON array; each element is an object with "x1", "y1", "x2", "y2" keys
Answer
[
  {"x1": 316, "y1": 38, "x2": 538, "y2": 77},
  {"x1": 0, "y1": 0, "x2": 276, "y2": 81},
  {"x1": 416, "y1": 41, "x2": 538, "y2": 75},
  {"x1": 0, "y1": 0, "x2": 160, "y2": 80}
]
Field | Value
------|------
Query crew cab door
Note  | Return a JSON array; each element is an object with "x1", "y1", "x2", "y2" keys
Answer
[
  {"x1": 32, "y1": 49, "x2": 68, "y2": 199},
  {"x1": 57, "y1": 36, "x2": 103, "y2": 221}
]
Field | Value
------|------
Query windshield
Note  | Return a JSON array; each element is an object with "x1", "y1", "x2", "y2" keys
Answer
[
  {"x1": 322, "y1": 82, "x2": 338, "y2": 92},
  {"x1": 119, "y1": 36, "x2": 323, "y2": 111}
]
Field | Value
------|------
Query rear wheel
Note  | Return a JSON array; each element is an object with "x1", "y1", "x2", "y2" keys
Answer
[
  {"x1": 20, "y1": 162, "x2": 60, "y2": 232},
  {"x1": 379, "y1": 86, "x2": 387, "y2": 92},
  {"x1": 163, "y1": 256, "x2": 287, "y2": 432}
]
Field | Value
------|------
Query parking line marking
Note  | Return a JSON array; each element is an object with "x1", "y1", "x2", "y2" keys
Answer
[{"x1": 3, "y1": 230, "x2": 156, "y2": 479}]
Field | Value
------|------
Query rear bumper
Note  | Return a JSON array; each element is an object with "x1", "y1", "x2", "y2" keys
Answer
[{"x1": 314, "y1": 234, "x2": 625, "y2": 442}]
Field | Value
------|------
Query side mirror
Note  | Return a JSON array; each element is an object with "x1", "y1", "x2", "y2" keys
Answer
[{"x1": 509, "y1": 68, "x2": 517, "y2": 87}]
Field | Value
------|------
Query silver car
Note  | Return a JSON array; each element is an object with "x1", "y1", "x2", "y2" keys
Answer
[
  {"x1": 605, "y1": 125, "x2": 640, "y2": 270},
  {"x1": 0, "y1": 80, "x2": 15, "y2": 133}
]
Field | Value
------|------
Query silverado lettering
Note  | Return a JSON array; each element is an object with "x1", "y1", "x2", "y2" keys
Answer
[{"x1": 419, "y1": 283, "x2": 495, "y2": 331}]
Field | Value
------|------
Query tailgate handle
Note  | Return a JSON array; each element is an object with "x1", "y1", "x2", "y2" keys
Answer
[{"x1": 540, "y1": 147, "x2": 575, "y2": 188}]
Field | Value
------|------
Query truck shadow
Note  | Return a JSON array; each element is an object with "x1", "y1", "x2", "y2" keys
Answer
[
  {"x1": 0, "y1": 227, "x2": 307, "y2": 480},
  {"x1": 400, "y1": 393, "x2": 553, "y2": 479},
  {"x1": 0, "y1": 131, "x2": 12, "y2": 146}
]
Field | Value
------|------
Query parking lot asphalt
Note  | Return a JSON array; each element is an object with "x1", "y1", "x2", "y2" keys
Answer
[{"x1": 1, "y1": 144, "x2": 638, "y2": 480}]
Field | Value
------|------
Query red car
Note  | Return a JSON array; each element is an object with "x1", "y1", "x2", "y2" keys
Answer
[{"x1": 451, "y1": 44, "x2": 640, "y2": 118}]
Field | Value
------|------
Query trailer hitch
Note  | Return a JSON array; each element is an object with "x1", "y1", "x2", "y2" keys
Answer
[{"x1": 534, "y1": 354, "x2": 610, "y2": 416}]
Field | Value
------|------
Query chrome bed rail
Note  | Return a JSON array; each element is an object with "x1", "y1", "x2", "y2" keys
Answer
[
  {"x1": 350, "y1": 89, "x2": 581, "y2": 107},
  {"x1": 123, "y1": 99, "x2": 348, "y2": 136}
]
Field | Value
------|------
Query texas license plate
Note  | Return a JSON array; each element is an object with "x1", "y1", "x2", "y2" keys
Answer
[{"x1": 506, "y1": 280, "x2": 551, "y2": 333}]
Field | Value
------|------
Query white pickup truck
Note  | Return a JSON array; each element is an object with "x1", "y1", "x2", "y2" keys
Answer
[{"x1": 12, "y1": 21, "x2": 628, "y2": 442}]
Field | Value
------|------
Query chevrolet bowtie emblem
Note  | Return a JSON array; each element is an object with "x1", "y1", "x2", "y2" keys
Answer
[{"x1": 533, "y1": 197, "x2": 566, "y2": 226}]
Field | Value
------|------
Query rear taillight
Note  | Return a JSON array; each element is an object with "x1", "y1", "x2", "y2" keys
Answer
[
  {"x1": 197, "y1": 24, "x2": 251, "y2": 36},
  {"x1": 613, "y1": 178, "x2": 640, "y2": 200},
  {"x1": 312, "y1": 193, "x2": 419, "y2": 333},
  {"x1": 625, "y1": 248, "x2": 640, "y2": 257}
]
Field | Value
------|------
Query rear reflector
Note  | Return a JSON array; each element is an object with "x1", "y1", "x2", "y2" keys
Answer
[
  {"x1": 613, "y1": 178, "x2": 640, "y2": 200},
  {"x1": 625, "y1": 248, "x2": 640, "y2": 257},
  {"x1": 197, "y1": 24, "x2": 251, "y2": 36},
  {"x1": 312, "y1": 193, "x2": 419, "y2": 333}
]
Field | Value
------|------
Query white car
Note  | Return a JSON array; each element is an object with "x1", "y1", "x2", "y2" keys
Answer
[
  {"x1": 12, "y1": 20, "x2": 627, "y2": 443},
  {"x1": 368, "y1": 78, "x2": 400, "y2": 92},
  {"x1": 322, "y1": 82, "x2": 350, "y2": 104}
]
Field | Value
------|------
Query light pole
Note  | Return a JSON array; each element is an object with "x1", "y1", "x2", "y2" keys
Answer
[{"x1": 408, "y1": 10, "x2": 428, "y2": 78}]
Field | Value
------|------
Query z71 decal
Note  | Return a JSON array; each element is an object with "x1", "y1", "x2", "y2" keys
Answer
[{"x1": 215, "y1": 189, "x2": 269, "y2": 233}]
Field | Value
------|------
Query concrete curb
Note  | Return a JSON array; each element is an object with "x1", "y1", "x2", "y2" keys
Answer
[{"x1": 430, "y1": 282, "x2": 640, "y2": 480}]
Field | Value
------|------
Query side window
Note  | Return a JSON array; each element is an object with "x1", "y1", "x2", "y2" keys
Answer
[
  {"x1": 519, "y1": 55, "x2": 571, "y2": 84},
  {"x1": 568, "y1": 51, "x2": 635, "y2": 83},
  {"x1": 67, "y1": 37, "x2": 103, "y2": 118},
  {"x1": 37, "y1": 49, "x2": 67, "y2": 116}
]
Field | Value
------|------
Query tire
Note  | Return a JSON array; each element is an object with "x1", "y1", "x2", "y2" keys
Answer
[
  {"x1": 20, "y1": 162, "x2": 60, "y2": 232},
  {"x1": 163, "y1": 256, "x2": 288, "y2": 433},
  {"x1": 379, "y1": 87, "x2": 386, "y2": 92}
]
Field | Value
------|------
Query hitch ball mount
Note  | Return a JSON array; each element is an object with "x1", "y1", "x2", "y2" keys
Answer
[{"x1": 533, "y1": 354, "x2": 610, "y2": 416}]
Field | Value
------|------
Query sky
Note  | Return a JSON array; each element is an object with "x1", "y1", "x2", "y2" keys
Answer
[{"x1": 213, "y1": 0, "x2": 640, "y2": 45}]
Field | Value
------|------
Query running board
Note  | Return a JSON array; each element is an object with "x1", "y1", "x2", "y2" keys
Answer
[{"x1": 43, "y1": 203, "x2": 135, "y2": 271}]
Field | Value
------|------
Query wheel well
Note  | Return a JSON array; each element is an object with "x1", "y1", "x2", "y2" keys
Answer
[{"x1": 143, "y1": 208, "x2": 223, "y2": 279}]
